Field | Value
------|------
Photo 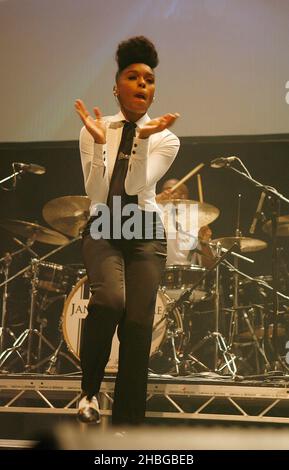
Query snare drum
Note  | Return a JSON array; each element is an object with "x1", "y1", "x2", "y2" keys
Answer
[{"x1": 61, "y1": 275, "x2": 183, "y2": 373}]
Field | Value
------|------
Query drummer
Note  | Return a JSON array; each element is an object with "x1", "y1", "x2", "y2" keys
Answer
[{"x1": 156, "y1": 179, "x2": 215, "y2": 269}]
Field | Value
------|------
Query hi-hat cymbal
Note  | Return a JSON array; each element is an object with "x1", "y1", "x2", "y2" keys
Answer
[
  {"x1": 0, "y1": 219, "x2": 69, "y2": 245},
  {"x1": 212, "y1": 236, "x2": 267, "y2": 253},
  {"x1": 263, "y1": 215, "x2": 289, "y2": 237},
  {"x1": 42, "y1": 196, "x2": 90, "y2": 238},
  {"x1": 159, "y1": 199, "x2": 220, "y2": 227}
]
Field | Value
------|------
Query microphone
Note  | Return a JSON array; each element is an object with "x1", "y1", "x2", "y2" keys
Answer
[
  {"x1": 249, "y1": 191, "x2": 266, "y2": 234},
  {"x1": 13, "y1": 162, "x2": 46, "y2": 175},
  {"x1": 210, "y1": 156, "x2": 238, "y2": 168}
]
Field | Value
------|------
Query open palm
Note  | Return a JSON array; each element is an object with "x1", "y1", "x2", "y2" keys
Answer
[
  {"x1": 138, "y1": 113, "x2": 179, "y2": 139},
  {"x1": 75, "y1": 99, "x2": 106, "y2": 144}
]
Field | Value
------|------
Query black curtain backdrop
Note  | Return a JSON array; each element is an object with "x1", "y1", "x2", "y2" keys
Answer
[
  {"x1": 0, "y1": 135, "x2": 288, "y2": 358},
  {"x1": 0, "y1": 134, "x2": 288, "y2": 316},
  {"x1": 1, "y1": 135, "x2": 288, "y2": 274}
]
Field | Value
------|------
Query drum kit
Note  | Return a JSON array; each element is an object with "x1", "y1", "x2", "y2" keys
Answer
[{"x1": 0, "y1": 191, "x2": 289, "y2": 377}]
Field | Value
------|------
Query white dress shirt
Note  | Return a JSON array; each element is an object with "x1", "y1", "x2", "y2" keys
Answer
[{"x1": 79, "y1": 111, "x2": 180, "y2": 216}]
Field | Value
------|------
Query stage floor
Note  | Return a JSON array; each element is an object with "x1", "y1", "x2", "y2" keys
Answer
[{"x1": 1, "y1": 371, "x2": 289, "y2": 426}]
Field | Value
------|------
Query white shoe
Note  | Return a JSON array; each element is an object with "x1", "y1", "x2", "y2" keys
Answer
[{"x1": 77, "y1": 395, "x2": 101, "y2": 424}]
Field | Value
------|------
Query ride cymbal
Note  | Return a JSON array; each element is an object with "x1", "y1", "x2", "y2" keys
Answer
[
  {"x1": 212, "y1": 236, "x2": 267, "y2": 253},
  {"x1": 159, "y1": 199, "x2": 220, "y2": 228},
  {"x1": 263, "y1": 215, "x2": 289, "y2": 237}
]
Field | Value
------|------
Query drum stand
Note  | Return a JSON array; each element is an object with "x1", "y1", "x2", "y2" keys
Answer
[
  {"x1": 169, "y1": 242, "x2": 239, "y2": 377},
  {"x1": 0, "y1": 259, "x2": 57, "y2": 371},
  {"x1": 0, "y1": 238, "x2": 39, "y2": 359},
  {"x1": 0, "y1": 236, "x2": 82, "y2": 372},
  {"x1": 36, "y1": 337, "x2": 81, "y2": 375},
  {"x1": 165, "y1": 315, "x2": 182, "y2": 375},
  {"x1": 235, "y1": 306, "x2": 271, "y2": 373},
  {"x1": 222, "y1": 258, "x2": 276, "y2": 374},
  {"x1": 0, "y1": 253, "x2": 16, "y2": 356}
]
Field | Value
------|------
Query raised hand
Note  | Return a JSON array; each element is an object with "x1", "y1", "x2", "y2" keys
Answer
[
  {"x1": 155, "y1": 188, "x2": 173, "y2": 203},
  {"x1": 198, "y1": 225, "x2": 212, "y2": 242},
  {"x1": 138, "y1": 113, "x2": 180, "y2": 139},
  {"x1": 74, "y1": 99, "x2": 106, "y2": 144}
]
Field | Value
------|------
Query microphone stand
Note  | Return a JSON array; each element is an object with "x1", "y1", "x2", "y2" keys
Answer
[
  {"x1": 221, "y1": 163, "x2": 289, "y2": 370},
  {"x1": 0, "y1": 164, "x2": 45, "y2": 190},
  {"x1": 0, "y1": 169, "x2": 27, "y2": 190}
]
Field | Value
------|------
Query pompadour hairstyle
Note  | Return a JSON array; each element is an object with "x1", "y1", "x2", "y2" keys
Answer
[{"x1": 115, "y1": 36, "x2": 159, "y2": 79}]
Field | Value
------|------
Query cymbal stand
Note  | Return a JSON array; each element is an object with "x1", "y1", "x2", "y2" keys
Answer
[
  {"x1": 0, "y1": 259, "x2": 56, "y2": 371},
  {"x1": 0, "y1": 253, "x2": 15, "y2": 354},
  {"x1": 165, "y1": 315, "x2": 182, "y2": 375},
  {"x1": 36, "y1": 298, "x2": 81, "y2": 374},
  {"x1": 0, "y1": 239, "x2": 39, "y2": 356},
  {"x1": 221, "y1": 161, "x2": 289, "y2": 371},
  {"x1": 151, "y1": 307, "x2": 183, "y2": 375},
  {"x1": 228, "y1": 194, "x2": 242, "y2": 347},
  {"x1": 213, "y1": 242, "x2": 237, "y2": 375},
  {"x1": 169, "y1": 242, "x2": 239, "y2": 376},
  {"x1": 222, "y1": 258, "x2": 288, "y2": 372},
  {"x1": 0, "y1": 236, "x2": 81, "y2": 372}
]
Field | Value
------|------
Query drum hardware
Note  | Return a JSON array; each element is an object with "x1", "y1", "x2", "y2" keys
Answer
[
  {"x1": 0, "y1": 233, "x2": 81, "y2": 290},
  {"x1": 0, "y1": 257, "x2": 81, "y2": 374},
  {"x1": 0, "y1": 258, "x2": 57, "y2": 371},
  {"x1": 228, "y1": 193, "x2": 242, "y2": 347},
  {"x1": 163, "y1": 315, "x2": 183, "y2": 375},
  {"x1": 167, "y1": 242, "x2": 239, "y2": 377},
  {"x1": 0, "y1": 236, "x2": 42, "y2": 355},
  {"x1": 149, "y1": 300, "x2": 184, "y2": 375},
  {"x1": 0, "y1": 252, "x2": 16, "y2": 355},
  {"x1": 215, "y1": 156, "x2": 289, "y2": 372},
  {"x1": 44, "y1": 337, "x2": 81, "y2": 375},
  {"x1": 30, "y1": 293, "x2": 81, "y2": 375},
  {"x1": 0, "y1": 233, "x2": 81, "y2": 372},
  {"x1": 223, "y1": 256, "x2": 289, "y2": 374},
  {"x1": 225, "y1": 304, "x2": 271, "y2": 372}
]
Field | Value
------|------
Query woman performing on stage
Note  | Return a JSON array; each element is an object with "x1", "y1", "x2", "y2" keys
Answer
[{"x1": 75, "y1": 36, "x2": 180, "y2": 425}]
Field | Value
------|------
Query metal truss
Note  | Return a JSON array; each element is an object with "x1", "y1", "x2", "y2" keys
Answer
[{"x1": 1, "y1": 374, "x2": 289, "y2": 424}]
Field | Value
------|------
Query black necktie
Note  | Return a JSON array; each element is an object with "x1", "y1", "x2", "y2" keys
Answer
[{"x1": 107, "y1": 121, "x2": 137, "y2": 212}]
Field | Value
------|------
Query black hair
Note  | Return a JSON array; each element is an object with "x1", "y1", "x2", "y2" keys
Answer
[{"x1": 115, "y1": 36, "x2": 159, "y2": 81}]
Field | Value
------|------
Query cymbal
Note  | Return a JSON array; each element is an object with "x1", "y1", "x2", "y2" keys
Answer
[
  {"x1": 42, "y1": 196, "x2": 90, "y2": 238},
  {"x1": 212, "y1": 236, "x2": 267, "y2": 253},
  {"x1": 0, "y1": 219, "x2": 69, "y2": 245},
  {"x1": 159, "y1": 199, "x2": 220, "y2": 227},
  {"x1": 263, "y1": 215, "x2": 289, "y2": 237}
]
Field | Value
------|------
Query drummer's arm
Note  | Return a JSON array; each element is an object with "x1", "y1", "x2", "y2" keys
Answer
[
  {"x1": 199, "y1": 226, "x2": 215, "y2": 269},
  {"x1": 155, "y1": 189, "x2": 173, "y2": 203}
]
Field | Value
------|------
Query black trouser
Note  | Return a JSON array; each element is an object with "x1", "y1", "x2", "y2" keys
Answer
[{"x1": 80, "y1": 225, "x2": 167, "y2": 425}]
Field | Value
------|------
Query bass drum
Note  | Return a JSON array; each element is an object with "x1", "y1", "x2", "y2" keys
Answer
[{"x1": 62, "y1": 276, "x2": 183, "y2": 373}]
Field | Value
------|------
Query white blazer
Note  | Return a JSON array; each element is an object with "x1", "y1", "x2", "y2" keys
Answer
[{"x1": 79, "y1": 111, "x2": 180, "y2": 216}]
